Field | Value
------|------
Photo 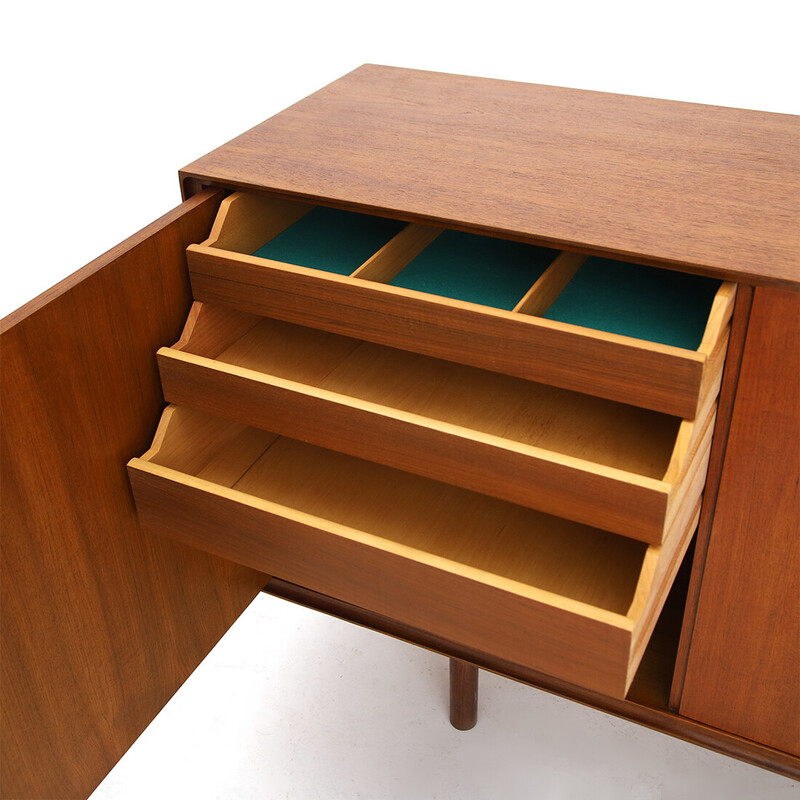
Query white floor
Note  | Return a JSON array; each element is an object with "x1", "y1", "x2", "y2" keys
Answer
[{"x1": 88, "y1": 593, "x2": 797, "y2": 800}]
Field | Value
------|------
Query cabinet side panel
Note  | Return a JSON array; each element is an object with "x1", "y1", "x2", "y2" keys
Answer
[
  {"x1": 679, "y1": 286, "x2": 800, "y2": 755},
  {"x1": 0, "y1": 191, "x2": 266, "y2": 800}
]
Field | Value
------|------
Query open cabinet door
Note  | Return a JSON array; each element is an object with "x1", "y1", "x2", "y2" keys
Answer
[{"x1": 0, "y1": 190, "x2": 267, "y2": 800}]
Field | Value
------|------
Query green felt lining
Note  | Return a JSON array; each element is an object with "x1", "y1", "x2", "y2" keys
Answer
[
  {"x1": 543, "y1": 258, "x2": 721, "y2": 350},
  {"x1": 389, "y1": 230, "x2": 559, "y2": 310},
  {"x1": 252, "y1": 206, "x2": 407, "y2": 275}
]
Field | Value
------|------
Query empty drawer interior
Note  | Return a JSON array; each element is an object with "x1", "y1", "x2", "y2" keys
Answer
[
  {"x1": 173, "y1": 305, "x2": 683, "y2": 481},
  {"x1": 139, "y1": 406, "x2": 649, "y2": 615}
]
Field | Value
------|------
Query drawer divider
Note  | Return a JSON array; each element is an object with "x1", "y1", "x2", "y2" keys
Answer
[
  {"x1": 513, "y1": 251, "x2": 588, "y2": 315},
  {"x1": 351, "y1": 223, "x2": 443, "y2": 282}
]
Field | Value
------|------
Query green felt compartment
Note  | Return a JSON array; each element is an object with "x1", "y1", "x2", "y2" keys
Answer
[
  {"x1": 252, "y1": 206, "x2": 407, "y2": 275},
  {"x1": 543, "y1": 258, "x2": 721, "y2": 350},
  {"x1": 389, "y1": 230, "x2": 558, "y2": 310}
]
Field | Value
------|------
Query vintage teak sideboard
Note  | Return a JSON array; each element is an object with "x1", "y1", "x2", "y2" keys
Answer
[{"x1": 1, "y1": 66, "x2": 798, "y2": 798}]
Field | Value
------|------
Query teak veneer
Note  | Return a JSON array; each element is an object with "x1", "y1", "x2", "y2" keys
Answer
[
  {"x1": 180, "y1": 65, "x2": 799, "y2": 288},
  {"x1": 0, "y1": 191, "x2": 267, "y2": 800},
  {"x1": 187, "y1": 192, "x2": 736, "y2": 419},
  {"x1": 2, "y1": 66, "x2": 798, "y2": 798}
]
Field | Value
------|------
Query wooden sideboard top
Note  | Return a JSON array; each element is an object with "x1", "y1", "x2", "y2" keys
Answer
[{"x1": 180, "y1": 65, "x2": 799, "y2": 290}]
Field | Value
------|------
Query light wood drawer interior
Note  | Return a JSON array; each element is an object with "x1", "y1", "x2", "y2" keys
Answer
[
  {"x1": 127, "y1": 188, "x2": 732, "y2": 704},
  {"x1": 157, "y1": 301, "x2": 714, "y2": 543},
  {"x1": 128, "y1": 405, "x2": 709, "y2": 698},
  {"x1": 186, "y1": 192, "x2": 736, "y2": 418}
]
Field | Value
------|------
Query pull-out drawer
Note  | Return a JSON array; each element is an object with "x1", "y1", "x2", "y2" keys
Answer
[
  {"x1": 186, "y1": 193, "x2": 735, "y2": 418},
  {"x1": 128, "y1": 405, "x2": 713, "y2": 698},
  {"x1": 157, "y1": 302, "x2": 716, "y2": 544}
]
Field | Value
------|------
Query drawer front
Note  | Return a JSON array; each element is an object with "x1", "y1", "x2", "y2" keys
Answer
[
  {"x1": 186, "y1": 193, "x2": 735, "y2": 419},
  {"x1": 130, "y1": 459, "x2": 633, "y2": 696},
  {"x1": 128, "y1": 405, "x2": 712, "y2": 698}
]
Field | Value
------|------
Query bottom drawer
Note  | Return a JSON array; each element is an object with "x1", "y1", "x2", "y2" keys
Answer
[{"x1": 128, "y1": 405, "x2": 713, "y2": 698}]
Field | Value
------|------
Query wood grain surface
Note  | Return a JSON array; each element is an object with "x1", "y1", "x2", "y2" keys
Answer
[
  {"x1": 449, "y1": 659, "x2": 479, "y2": 730},
  {"x1": 625, "y1": 406, "x2": 716, "y2": 688},
  {"x1": 129, "y1": 455, "x2": 636, "y2": 697},
  {"x1": 132, "y1": 408, "x2": 647, "y2": 614},
  {"x1": 158, "y1": 307, "x2": 693, "y2": 543},
  {"x1": 0, "y1": 191, "x2": 266, "y2": 800},
  {"x1": 180, "y1": 65, "x2": 800, "y2": 289},
  {"x1": 668, "y1": 285, "x2": 754, "y2": 708},
  {"x1": 128, "y1": 401, "x2": 706, "y2": 698},
  {"x1": 158, "y1": 352, "x2": 675, "y2": 542},
  {"x1": 678, "y1": 287, "x2": 800, "y2": 755},
  {"x1": 187, "y1": 246, "x2": 713, "y2": 418}
]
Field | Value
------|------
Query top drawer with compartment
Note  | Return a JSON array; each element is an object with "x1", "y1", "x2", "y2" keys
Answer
[{"x1": 186, "y1": 192, "x2": 736, "y2": 419}]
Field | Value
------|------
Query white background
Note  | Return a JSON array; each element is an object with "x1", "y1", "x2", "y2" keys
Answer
[{"x1": 3, "y1": 1, "x2": 798, "y2": 797}]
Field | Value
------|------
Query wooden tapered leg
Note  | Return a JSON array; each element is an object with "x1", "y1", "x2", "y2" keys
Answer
[{"x1": 449, "y1": 658, "x2": 479, "y2": 730}]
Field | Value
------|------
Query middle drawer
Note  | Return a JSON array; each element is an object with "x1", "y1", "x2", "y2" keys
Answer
[{"x1": 157, "y1": 301, "x2": 715, "y2": 545}]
